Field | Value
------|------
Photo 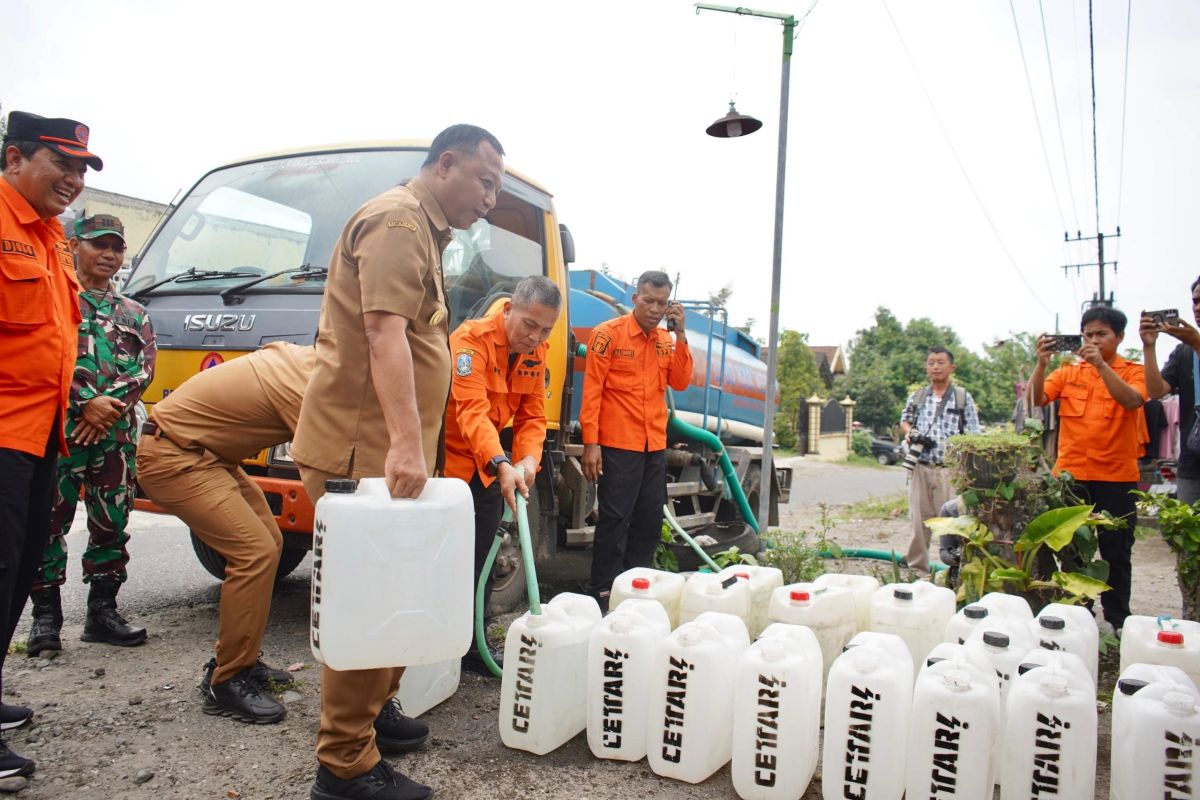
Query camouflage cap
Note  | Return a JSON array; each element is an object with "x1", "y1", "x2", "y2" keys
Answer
[
  {"x1": 5, "y1": 110, "x2": 103, "y2": 171},
  {"x1": 74, "y1": 214, "x2": 125, "y2": 242}
]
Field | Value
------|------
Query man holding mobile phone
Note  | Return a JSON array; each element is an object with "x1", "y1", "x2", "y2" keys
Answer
[
  {"x1": 1141, "y1": 277, "x2": 1200, "y2": 505},
  {"x1": 1032, "y1": 306, "x2": 1147, "y2": 634}
]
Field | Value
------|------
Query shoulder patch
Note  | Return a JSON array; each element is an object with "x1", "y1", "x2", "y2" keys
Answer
[
  {"x1": 387, "y1": 220, "x2": 418, "y2": 231},
  {"x1": 592, "y1": 332, "x2": 612, "y2": 357},
  {"x1": 455, "y1": 352, "x2": 473, "y2": 377},
  {"x1": 456, "y1": 348, "x2": 477, "y2": 356}
]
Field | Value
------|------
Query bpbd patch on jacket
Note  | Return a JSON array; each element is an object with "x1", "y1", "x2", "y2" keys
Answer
[{"x1": 456, "y1": 352, "x2": 473, "y2": 377}]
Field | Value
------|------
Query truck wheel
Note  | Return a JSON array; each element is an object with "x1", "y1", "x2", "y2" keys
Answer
[
  {"x1": 876, "y1": 453, "x2": 890, "y2": 465},
  {"x1": 190, "y1": 530, "x2": 309, "y2": 585},
  {"x1": 486, "y1": 476, "x2": 553, "y2": 616}
]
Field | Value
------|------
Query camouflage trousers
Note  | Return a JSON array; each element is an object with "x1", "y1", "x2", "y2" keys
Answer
[{"x1": 37, "y1": 440, "x2": 136, "y2": 590}]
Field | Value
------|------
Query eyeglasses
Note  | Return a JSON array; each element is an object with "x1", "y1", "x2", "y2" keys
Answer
[{"x1": 86, "y1": 239, "x2": 127, "y2": 254}]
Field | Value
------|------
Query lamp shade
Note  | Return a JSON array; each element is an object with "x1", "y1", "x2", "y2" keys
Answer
[{"x1": 705, "y1": 101, "x2": 763, "y2": 138}]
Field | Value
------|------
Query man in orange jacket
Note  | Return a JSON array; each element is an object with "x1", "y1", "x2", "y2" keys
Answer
[
  {"x1": 0, "y1": 110, "x2": 101, "y2": 779},
  {"x1": 579, "y1": 271, "x2": 693, "y2": 611},
  {"x1": 443, "y1": 276, "x2": 561, "y2": 673}
]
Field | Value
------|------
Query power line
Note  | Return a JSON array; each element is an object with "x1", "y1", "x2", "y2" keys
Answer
[
  {"x1": 1009, "y1": 0, "x2": 1069, "y2": 234},
  {"x1": 879, "y1": 0, "x2": 1054, "y2": 315},
  {"x1": 1115, "y1": 0, "x2": 1132, "y2": 227},
  {"x1": 1039, "y1": 0, "x2": 1082, "y2": 233},
  {"x1": 1087, "y1": 0, "x2": 1101, "y2": 235}
]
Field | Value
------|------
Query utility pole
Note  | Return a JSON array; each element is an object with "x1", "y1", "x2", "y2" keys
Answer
[{"x1": 1060, "y1": 227, "x2": 1120, "y2": 307}]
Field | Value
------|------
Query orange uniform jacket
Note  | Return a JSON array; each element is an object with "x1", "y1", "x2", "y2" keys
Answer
[
  {"x1": 1043, "y1": 356, "x2": 1148, "y2": 482},
  {"x1": 0, "y1": 178, "x2": 82, "y2": 456},
  {"x1": 443, "y1": 309, "x2": 548, "y2": 486},
  {"x1": 579, "y1": 313, "x2": 693, "y2": 452}
]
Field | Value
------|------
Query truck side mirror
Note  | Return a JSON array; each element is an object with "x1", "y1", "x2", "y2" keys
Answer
[{"x1": 559, "y1": 224, "x2": 575, "y2": 265}]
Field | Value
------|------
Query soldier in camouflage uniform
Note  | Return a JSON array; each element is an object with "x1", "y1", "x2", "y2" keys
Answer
[{"x1": 26, "y1": 215, "x2": 156, "y2": 656}]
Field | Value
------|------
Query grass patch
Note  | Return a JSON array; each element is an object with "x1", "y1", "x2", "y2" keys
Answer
[
  {"x1": 845, "y1": 454, "x2": 893, "y2": 469},
  {"x1": 7, "y1": 641, "x2": 26, "y2": 656},
  {"x1": 841, "y1": 493, "x2": 908, "y2": 521}
]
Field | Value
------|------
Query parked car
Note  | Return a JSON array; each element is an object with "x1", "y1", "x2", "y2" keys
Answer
[{"x1": 871, "y1": 436, "x2": 902, "y2": 465}]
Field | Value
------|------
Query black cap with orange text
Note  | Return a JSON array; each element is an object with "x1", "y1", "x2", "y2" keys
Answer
[{"x1": 4, "y1": 111, "x2": 103, "y2": 171}]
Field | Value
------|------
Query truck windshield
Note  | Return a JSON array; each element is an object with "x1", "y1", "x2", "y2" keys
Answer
[
  {"x1": 127, "y1": 148, "x2": 549, "y2": 319},
  {"x1": 127, "y1": 150, "x2": 426, "y2": 295}
]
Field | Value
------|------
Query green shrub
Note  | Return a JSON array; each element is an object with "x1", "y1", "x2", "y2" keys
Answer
[{"x1": 851, "y1": 430, "x2": 872, "y2": 458}]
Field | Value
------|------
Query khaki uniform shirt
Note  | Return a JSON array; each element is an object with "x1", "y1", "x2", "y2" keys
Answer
[
  {"x1": 292, "y1": 179, "x2": 453, "y2": 476},
  {"x1": 149, "y1": 341, "x2": 315, "y2": 464}
]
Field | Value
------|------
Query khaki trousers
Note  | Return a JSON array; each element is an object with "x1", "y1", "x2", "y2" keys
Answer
[
  {"x1": 905, "y1": 462, "x2": 952, "y2": 575},
  {"x1": 135, "y1": 434, "x2": 282, "y2": 685},
  {"x1": 300, "y1": 464, "x2": 406, "y2": 780}
]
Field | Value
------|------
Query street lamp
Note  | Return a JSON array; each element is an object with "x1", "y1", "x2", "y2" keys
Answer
[{"x1": 696, "y1": 3, "x2": 795, "y2": 534}]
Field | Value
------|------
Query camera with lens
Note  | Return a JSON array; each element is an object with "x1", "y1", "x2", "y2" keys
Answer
[{"x1": 902, "y1": 432, "x2": 937, "y2": 471}]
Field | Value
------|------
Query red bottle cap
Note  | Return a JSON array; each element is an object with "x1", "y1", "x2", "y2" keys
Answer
[
  {"x1": 1158, "y1": 630, "x2": 1185, "y2": 646},
  {"x1": 631, "y1": 577, "x2": 650, "y2": 590},
  {"x1": 735, "y1": 573, "x2": 750, "y2": 581},
  {"x1": 790, "y1": 590, "x2": 810, "y2": 602}
]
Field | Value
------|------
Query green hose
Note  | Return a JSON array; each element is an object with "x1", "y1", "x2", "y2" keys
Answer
[
  {"x1": 472, "y1": 466, "x2": 540, "y2": 679},
  {"x1": 814, "y1": 546, "x2": 947, "y2": 575},
  {"x1": 666, "y1": 414, "x2": 760, "y2": 534},
  {"x1": 662, "y1": 503, "x2": 721, "y2": 572}
]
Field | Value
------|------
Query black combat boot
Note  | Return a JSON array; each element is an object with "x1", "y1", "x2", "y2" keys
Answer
[
  {"x1": 80, "y1": 581, "x2": 147, "y2": 647},
  {"x1": 26, "y1": 588, "x2": 62, "y2": 657}
]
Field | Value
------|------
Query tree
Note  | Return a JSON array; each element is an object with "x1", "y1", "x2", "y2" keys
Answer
[
  {"x1": 772, "y1": 329, "x2": 821, "y2": 449},
  {"x1": 708, "y1": 283, "x2": 733, "y2": 309}
]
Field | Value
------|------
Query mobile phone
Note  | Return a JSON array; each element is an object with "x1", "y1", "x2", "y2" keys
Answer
[
  {"x1": 1145, "y1": 308, "x2": 1180, "y2": 326},
  {"x1": 1049, "y1": 334, "x2": 1082, "y2": 353}
]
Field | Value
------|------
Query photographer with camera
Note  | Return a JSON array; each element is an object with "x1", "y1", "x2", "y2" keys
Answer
[
  {"x1": 1032, "y1": 306, "x2": 1147, "y2": 635},
  {"x1": 1141, "y1": 279, "x2": 1200, "y2": 505},
  {"x1": 900, "y1": 347, "x2": 981, "y2": 575}
]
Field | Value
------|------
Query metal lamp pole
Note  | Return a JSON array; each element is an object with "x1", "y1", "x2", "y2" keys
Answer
[{"x1": 696, "y1": 4, "x2": 795, "y2": 533}]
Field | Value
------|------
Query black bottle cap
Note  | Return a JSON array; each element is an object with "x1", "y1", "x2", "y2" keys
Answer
[
  {"x1": 964, "y1": 606, "x2": 988, "y2": 620},
  {"x1": 983, "y1": 631, "x2": 1010, "y2": 648},
  {"x1": 1117, "y1": 678, "x2": 1149, "y2": 696},
  {"x1": 324, "y1": 478, "x2": 358, "y2": 493},
  {"x1": 894, "y1": 588, "x2": 914, "y2": 601},
  {"x1": 1017, "y1": 662, "x2": 1041, "y2": 676},
  {"x1": 1039, "y1": 616, "x2": 1066, "y2": 630}
]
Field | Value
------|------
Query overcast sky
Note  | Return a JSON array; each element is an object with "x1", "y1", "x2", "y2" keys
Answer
[{"x1": 4, "y1": 1, "x2": 1196, "y2": 365}]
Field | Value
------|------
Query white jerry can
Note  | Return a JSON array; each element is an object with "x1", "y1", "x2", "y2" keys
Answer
[
  {"x1": 585, "y1": 598, "x2": 671, "y2": 761},
  {"x1": 1034, "y1": 602, "x2": 1100, "y2": 685},
  {"x1": 822, "y1": 631, "x2": 914, "y2": 800},
  {"x1": 677, "y1": 572, "x2": 752, "y2": 629},
  {"x1": 646, "y1": 611, "x2": 750, "y2": 783},
  {"x1": 767, "y1": 582, "x2": 854, "y2": 679},
  {"x1": 944, "y1": 603, "x2": 993, "y2": 646},
  {"x1": 813, "y1": 573, "x2": 880, "y2": 633},
  {"x1": 395, "y1": 660, "x2": 460, "y2": 718},
  {"x1": 717, "y1": 565, "x2": 783, "y2": 638},
  {"x1": 1001, "y1": 652, "x2": 1097, "y2": 800},
  {"x1": 1111, "y1": 663, "x2": 1200, "y2": 800},
  {"x1": 1120, "y1": 616, "x2": 1200, "y2": 690},
  {"x1": 310, "y1": 477, "x2": 473, "y2": 671},
  {"x1": 975, "y1": 591, "x2": 1034, "y2": 625},
  {"x1": 905, "y1": 654, "x2": 1001, "y2": 800},
  {"x1": 498, "y1": 593, "x2": 602, "y2": 755},
  {"x1": 730, "y1": 623, "x2": 823, "y2": 800},
  {"x1": 609, "y1": 567, "x2": 686, "y2": 628},
  {"x1": 869, "y1": 582, "x2": 956, "y2": 675}
]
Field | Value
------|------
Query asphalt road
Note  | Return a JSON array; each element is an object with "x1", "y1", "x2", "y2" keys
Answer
[{"x1": 781, "y1": 456, "x2": 908, "y2": 506}]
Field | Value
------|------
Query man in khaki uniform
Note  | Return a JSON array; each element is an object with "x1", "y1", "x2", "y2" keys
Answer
[
  {"x1": 293, "y1": 124, "x2": 505, "y2": 800},
  {"x1": 135, "y1": 342, "x2": 311, "y2": 724}
]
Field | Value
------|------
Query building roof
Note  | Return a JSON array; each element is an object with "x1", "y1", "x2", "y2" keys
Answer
[{"x1": 810, "y1": 345, "x2": 847, "y2": 374}]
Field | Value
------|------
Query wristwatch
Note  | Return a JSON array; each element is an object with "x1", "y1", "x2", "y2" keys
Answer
[{"x1": 486, "y1": 454, "x2": 512, "y2": 477}]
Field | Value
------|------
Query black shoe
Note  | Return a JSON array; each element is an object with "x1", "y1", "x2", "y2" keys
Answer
[
  {"x1": 251, "y1": 657, "x2": 296, "y2": 689},
  {"x1": 374, "y1": 698, "x2": 428, "y2": 754},
  {"x1": 81, "y1": 582, "x2": 146, "y2": 647},
  {"x1": 0, "y1": 704, "x2": 32, "y2": 732},
  {"x1": 203, "y1": 667, "x2": 287, "y2": 724},
  {"x1": 26, "y1": 587, "x2": 62, "y2": 657},
  {"x1": 199, "y1": 657, "x2": 295, "y2": 695},
  {"x1": 0, "y1": 740, "x2": 34, "y2": 779},
  {"x1": 311, "y1": 760, "x2": 431, "y2": 800},
  {"x1": 461, "y1": 644, "x2": 503, "y2": 676}
]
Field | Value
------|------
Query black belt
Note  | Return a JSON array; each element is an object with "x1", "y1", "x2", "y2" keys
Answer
[{"x1": 141, "y1": 421, "x2": 160, "y2": 437}]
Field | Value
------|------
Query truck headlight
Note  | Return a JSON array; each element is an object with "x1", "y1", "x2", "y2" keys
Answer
[{"x1": 269, "y1": 442, "x2": 295, "y2": 465}]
